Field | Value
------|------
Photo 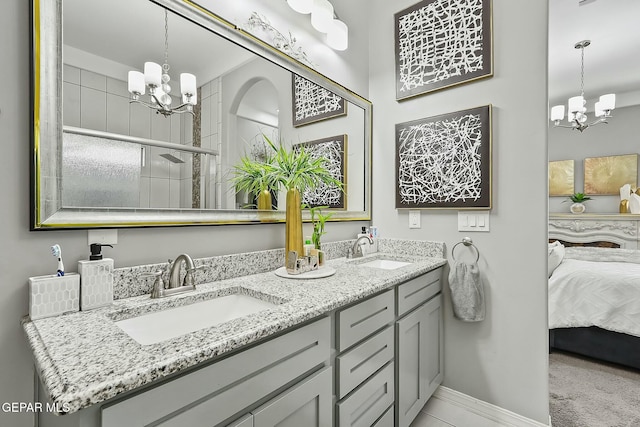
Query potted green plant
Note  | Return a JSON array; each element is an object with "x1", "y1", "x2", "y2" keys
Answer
[
  {"x1": 232, "y1": 154, "x2": 276, "y2": 210},
  {"x1": 565, "y1": 192, "x2": 591, "y2": 214},
  {"x1": 232, "y1": 135, "x2": 342, "y2": 259},
  {"x1": 308, "y1": 206, "x2": 333, "y2": 250}
]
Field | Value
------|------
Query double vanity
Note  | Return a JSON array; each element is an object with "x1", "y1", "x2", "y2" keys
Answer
[{"x1": 23, "y1": 239, "x2": 446, "y2": 427}]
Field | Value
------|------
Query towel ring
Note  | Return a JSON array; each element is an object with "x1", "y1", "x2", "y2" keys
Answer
[{"x1": 451, "y1": 237, "x2": 480, "y2": 263}]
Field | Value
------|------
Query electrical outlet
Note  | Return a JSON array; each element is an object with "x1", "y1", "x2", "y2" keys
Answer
[
  {"x1": 88, "y1": 229, "x2": 118, "y2": 245},
  {"x1": 409, "y1": 210, "x2": 421, "y2": 229}
]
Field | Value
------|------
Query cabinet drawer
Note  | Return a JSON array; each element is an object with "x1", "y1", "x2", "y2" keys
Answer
[
  {"x1": 252, "y1": 367, "x2": 332, "y2": 427},
  {"x1": 397, "y1": 268, "x2": 441, "y2": 316},
  {"x1": 336, "y1": 362, "x2": 394, "y2": 427},
  {"x1": 337, "y1": 289, "x2": 394, "y2": 351},
  {"x1": 372, "y1": 405, "x2": 394, "y2": 427},
  {"x1": 102, "y1": 317, "x2": 330, "y2": 427},
  {"x1": 336, "y1": 326, "x2": 393, "y2": 399}
]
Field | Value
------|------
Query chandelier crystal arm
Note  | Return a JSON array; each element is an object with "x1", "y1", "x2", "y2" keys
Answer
[{"x1": 129, "y1": 98, "x2": 195, "y2": 116}]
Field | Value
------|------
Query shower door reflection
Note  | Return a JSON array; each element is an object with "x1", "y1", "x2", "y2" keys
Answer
[{"x1": 62, "y1": 128, "x2": 217, "y2": 209}]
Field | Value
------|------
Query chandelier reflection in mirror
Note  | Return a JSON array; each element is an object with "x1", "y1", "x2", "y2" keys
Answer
[
  {"x1": 550, "y1": 40, "x2": 615, "y2": 133},
  {"x1": 127, "y1": 9, "x2": 197, "y2": 117}
]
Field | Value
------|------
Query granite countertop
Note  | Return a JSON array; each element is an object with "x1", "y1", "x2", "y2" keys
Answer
[{"x1": 22, "y1": 249, "x2": 446, "y2": 415}]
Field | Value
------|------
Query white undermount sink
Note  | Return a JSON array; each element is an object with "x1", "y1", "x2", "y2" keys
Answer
[
  {"x1": 357, "y1": 259, "x2": 412, "y2": 270},
  {"x1": 115, "y1": 294, "x2": 279, "y2": 345}
]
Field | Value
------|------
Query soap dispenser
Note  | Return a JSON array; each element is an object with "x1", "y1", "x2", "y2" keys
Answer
[
  {"x1": 78, "y1": 244, "x2": 114, "y2": 311},
  {"x1": 357, "y1": 226, "x2": 369, "y2": 256}
]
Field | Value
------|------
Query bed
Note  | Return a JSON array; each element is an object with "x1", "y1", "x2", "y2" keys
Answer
[{"x1": 548, "y1": 241, "x2": 640, "y2": 370}]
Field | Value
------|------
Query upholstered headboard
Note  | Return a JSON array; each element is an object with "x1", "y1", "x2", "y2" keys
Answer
[{"x1": 548, "y1": 215, "x2": 639, "y2": 249}]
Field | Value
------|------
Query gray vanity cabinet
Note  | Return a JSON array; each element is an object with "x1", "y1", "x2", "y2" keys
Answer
[
  {"x1": 101, "y1": 317, "x2": 331, "y2": 427},
  {"x1": 395, "y1": 269, "x2": 444, "y2": 427},
  {"x1": 36, "y1": 266, "x2": 444, "y2": 427}
]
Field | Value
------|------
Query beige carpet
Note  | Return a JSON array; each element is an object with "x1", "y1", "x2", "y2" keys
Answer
[{"x1": 549, "y1": 352, "x2": 640, "y2": 427}]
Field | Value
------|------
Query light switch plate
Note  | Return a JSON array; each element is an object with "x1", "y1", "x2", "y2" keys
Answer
[
  {"x1": 458, "y1": 212, "x2": 490, "y2": 232},
  {"x1": 88, "y1": 229, "x2": 118, "y2": 245},
  {"x1": 409, "y1": 210, "x2": 421, "y2": 229}
]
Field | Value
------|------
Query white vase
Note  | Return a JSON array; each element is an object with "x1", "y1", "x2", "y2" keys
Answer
[
  {"x1": 629, "y1": 194, "x2": 640, "y2": 214},
  {"x1": 570, "y1": 202, "x2": 586, "y2": 214}
]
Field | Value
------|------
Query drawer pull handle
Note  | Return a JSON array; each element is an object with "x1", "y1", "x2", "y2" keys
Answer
[
  {"x1": 350, "y1": 345, "x2": 388, "y2": 374},
  {"x1": 351, "y1": 307, "x2": 389, "y2": 328}
]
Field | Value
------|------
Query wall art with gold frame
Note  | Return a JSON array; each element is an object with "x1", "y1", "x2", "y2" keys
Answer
[
  {"x1": 395, "y1": 105, "x2": 492, "y2": 209},
  {"x1": 394, "y1": 0, "x2": 493, "y2": 101},
  {"x1": 549, "y1": 160, "x2": 575, "y2": 196},
  {"x1": 292, "y1": 75, "x2": 346, "y2": 127},
  {"x1": 584, "y1": 154, "x2": 638, "y2": 195},
  {"x1": 294, "y1": 135, "x2": 347, "y2": 209}
]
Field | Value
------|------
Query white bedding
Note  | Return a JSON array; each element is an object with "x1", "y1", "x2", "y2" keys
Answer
[{"x1": 549, "y1": 258, "x2": 640, "y2": 337}]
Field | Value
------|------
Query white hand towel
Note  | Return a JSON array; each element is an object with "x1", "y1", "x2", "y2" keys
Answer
[{"x1": 448, "y1": 261, "x2": 485, "y2": 322}]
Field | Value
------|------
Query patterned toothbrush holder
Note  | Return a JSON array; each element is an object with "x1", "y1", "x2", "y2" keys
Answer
[{"x1": 28, "y1": 273, "x2": 80, "y2": 320}]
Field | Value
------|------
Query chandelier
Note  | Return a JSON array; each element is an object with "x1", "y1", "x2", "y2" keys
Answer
[
  {"x1": 550, "y1": 40, "x2": 615, "y2": 132},
  {"x1": 127, "y1": 9, "x2": 197, "y2": 117}
]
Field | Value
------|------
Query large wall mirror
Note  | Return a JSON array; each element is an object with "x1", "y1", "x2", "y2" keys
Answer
[{"x1": 31, "y1": 0, "x2": 371, "y2": 229}]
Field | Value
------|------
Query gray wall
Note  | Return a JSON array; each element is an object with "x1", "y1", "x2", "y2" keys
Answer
[
  {"x1": 368, "y1": 0, "x2": 549, "y2": 423},
  {"x1": 549, "y1": 104, "x2": 640, "y2": 213},
  {"x1": 0, "y1": 1, "x2": 369, "y2": 426}
]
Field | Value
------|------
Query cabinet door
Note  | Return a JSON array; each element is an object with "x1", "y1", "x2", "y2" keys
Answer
[
  {"x1": 253, "y1": 367, "x2": 332, "y2": 427},
  {"x1": 396, "y1": 295, "x2": 443, "y2": 427},
  {"x1": 227, "y1": 414, "x2": 253, "y2": 427}
]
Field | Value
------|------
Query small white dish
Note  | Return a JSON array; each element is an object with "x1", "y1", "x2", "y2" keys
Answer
[{"x1": 274, "y1": 266, "x2": 336, "y2": 279}]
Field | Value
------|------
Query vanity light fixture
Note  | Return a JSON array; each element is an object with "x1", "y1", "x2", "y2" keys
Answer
[
  {"x1": 550, "y1": 40, "x2": 615, "y2": 132},
  {"x1": 127, "y1": 9, "x2": 197, "y2": 117},
  {"x1": 287, "y1": 0, "x2": 348, "y2": 51},
  {"x1": 287, "y1": 0, "x2": 313, "y2": 14}
]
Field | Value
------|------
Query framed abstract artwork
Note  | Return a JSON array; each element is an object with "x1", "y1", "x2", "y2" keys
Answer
[
  {"x1": 394, "y1": 0, "x2": 493, "y2": 101},
  {"x1": 396, "y1": 105, "x2": 492, "y2": 209},
  {"x1": 549, "y1": 160, "x2": 575, "y2": 196},
  {"x1": 295, "y1": 135, "x2": 347, "y2": 209},
  {"x1": 584, "y1": 154, "x2": 638, "y2": 195},
  {"x1": 292, "y1": 74, "x2": 347, "y2": 127}
]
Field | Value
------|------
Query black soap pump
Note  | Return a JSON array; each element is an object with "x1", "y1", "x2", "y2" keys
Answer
[{"x1": 89, "y1": 243, "x2": 113, "y2": 260}]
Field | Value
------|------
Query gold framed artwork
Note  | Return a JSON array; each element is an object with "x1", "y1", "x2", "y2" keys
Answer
[
  {"x1": 584, "y1": 154, "x2": 638, "y2": 195},
  {"x1": 549, "y1": 160, "x2": 575, "y2": 196},
  {"x1": 394, "y1": 0, "x2": 493, "y2": 101},
  {"x1": 395, "y1": 105, "x2": 492, "y2": 209}
]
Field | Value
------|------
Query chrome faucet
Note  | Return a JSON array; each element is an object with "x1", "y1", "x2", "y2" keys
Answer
[
  {"x1": 168, "y1": 253, "x2": 199, "y2": 288},
  {"x1": 143, "y1": 254, "x2": 203, "y2": 299},
  {"x1": 347, "y1": 235, "x2": 373, "y2": 259}
]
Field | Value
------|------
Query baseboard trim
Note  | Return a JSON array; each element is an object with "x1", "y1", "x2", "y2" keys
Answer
[{"x1": 431, "y1": 386, "x2": 550, "y2": 427}]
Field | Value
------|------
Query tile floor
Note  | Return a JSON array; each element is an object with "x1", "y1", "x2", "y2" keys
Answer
[{"x1": 411, "y1": 397, "x2": 512, "y2": 427}]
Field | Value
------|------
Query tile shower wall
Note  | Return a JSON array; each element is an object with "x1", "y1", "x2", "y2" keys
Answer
[
  {"x1": 199, "y1": 77, "x2": 222, "y2": 209},
  {"x1": 63, "y1": 64, "x2": 189, "y2": 208}
]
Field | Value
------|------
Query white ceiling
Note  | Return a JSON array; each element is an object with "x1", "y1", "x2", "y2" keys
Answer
[{"x1": 548, "y1": 0, "x2": 640, "y2": 107}]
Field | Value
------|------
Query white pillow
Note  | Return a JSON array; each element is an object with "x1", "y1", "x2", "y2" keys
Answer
[{"x1": 548, "y1": 241, "x2": 565, "y2": 277}]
